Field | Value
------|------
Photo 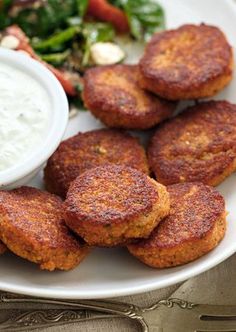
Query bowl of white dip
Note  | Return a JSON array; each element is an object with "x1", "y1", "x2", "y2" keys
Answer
[{"x1": 0, "y1": 48, "x2": 68, "y2": 189}]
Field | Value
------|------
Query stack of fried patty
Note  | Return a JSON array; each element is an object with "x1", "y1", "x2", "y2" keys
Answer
[{"x1": 0, "y1": 23, "x2": 233, "y2": 270}]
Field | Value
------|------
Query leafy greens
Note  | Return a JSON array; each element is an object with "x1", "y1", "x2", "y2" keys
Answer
[
  {"x1": 109, "y1": 0, "x2": 165, "y2": 40},
  {"x1": 0, "y1": 0, "x2": 165, "y2": 109},
  {"x1": 8, "y1": 0, "x2": 89, "y2": 38}
]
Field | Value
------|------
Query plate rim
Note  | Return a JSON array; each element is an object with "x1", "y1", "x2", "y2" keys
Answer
[{"x1": 0, "y1": 242, "x2": 235, "y2": 299}]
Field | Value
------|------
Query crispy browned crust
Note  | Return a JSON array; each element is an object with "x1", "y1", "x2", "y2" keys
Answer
[
  {"x1": 44, "y1": 129, "x2": 149, "y2": 198},
  {"x1": 82, "y1": 64, "x2": 176, "y2": 129},
  {"x1": 64, "y1": 165, "x2": 170, "y2": 246},
  {"x1": 0, "y1": 187, "x2": 89, "y2": 271},
  {"x1": 139, "y1": 24, "x2": 233, "y2": 100},
  {"x1": 0, "y1": 241, "x2": 7, "y2": 255},
  {"x1": 127, "y1": 182, "x2": 226, "y2": 267},
  {"x1": 148, "y1": 100, "x2": 236, "y2": 186}
]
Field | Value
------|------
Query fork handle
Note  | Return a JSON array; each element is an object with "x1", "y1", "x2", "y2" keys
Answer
[
  {"x1": 0, "y1": 293, "x2": 139, "y2": 316},
  {"x1": 0, "y1": 309, "x2": 119, "y2": 331},
  {"x1": 0, "y1": 293, "x2": 148, "y2": 331}
]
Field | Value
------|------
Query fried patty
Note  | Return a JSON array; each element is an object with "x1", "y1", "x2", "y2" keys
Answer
[
  {"x1": 127, "y1": 182, "x2": 226, "y2": 268},
  {"x1": 148, "y1": 100, "x2": 236, "y2": 186},
  {"x1": 0, "y1": 187, "x2": 89, "y2": 271},
  {"x1": 64, "y1": 165, "x2": 170, "y2": 247},
  {"x1": 82, "y1": 64, "x2": 176, "y2": 129},
  {"x1": 44, "y1": 129, "x2": 149, "y2": 198},
  {"x1": 139, "y1": 24, "x2": 233, "y2": 100}
]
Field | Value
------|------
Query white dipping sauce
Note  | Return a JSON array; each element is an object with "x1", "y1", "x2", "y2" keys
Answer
[{"x1": 0, "y1": 62, "x2": 50, "y2": 171}]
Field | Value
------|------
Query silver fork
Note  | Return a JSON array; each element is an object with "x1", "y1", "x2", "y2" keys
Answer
[{"x1": 1, "y1": 293, "x2": 236, "y2": 331}]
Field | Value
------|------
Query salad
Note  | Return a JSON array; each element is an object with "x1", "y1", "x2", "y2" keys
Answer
[{"x1": 0, "y1": 0, "x2": 165, "y2": 108}]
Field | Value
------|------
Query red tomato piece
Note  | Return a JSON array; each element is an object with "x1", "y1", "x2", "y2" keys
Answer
[{"x1": 87, "y1": 0, "x2": 129, "y2": 33}]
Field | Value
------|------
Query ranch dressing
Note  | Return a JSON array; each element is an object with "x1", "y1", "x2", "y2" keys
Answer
[{"x1": 0, "y1": 62, "x2": 50, "y2": 171}]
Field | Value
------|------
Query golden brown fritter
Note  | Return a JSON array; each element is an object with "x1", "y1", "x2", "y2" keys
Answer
[
  {"x1": 148, "y1": 100, "x2": 236, "y2": 186},
  {"x1": 128, "y1": 182, "x2": 226, "y2": 268},
  {"x1": 64, "y1": 165, "x2": 170, "y2": 247},
  {"x1": 44, "y1": 128, "x2": 149, "y2": 198},
  {"x1": 0, "y1": 241, "x2": 7, "y2": 255},
  {"x1": 82, "y1": 64, "x2": 176, "y2": 129},
  {"x1": 0, "y1": 187, "x2": 89, "y2": 271},
  {"x1": 139, "y1": 24, "x2": 233, "y2": 100}
]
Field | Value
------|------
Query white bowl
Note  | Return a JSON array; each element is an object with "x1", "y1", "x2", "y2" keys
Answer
[{"x1": 0, "y1": 48, "x2": 69, "y2": 189}]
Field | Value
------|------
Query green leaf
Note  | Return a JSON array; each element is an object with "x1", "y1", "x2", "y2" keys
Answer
[
  {"x1": 0, "y1": 0, "x2": 12, "y2": 11},
  {"x1": 10, "y1": 0, "x2": 81, "y2": 37},
  {"x1": 69, "y1": 96, "x2": 87, "y2": 111},
  {"x1": 33, "y1": 26, "x2": 80, "y2": 51},
  {"x1": 40, "y1": 50, "x2": 70, "y2": 66},
  {"x1": 75, "y1": 82, "x2": 84, "y2": 93},
  {"x1": 82, "y1": 22, "x2": 115, "y2": 44},
  {"x1": 109, "y1": 0, "x2": 165, "y2": 40},
  {"x1": 0, "y1": 0, "x2": 13, "y2": 29},
  {"x1": 76, "y1": 0, "x2": 89, "y2": 17},
  {"x1": 126, "y1": 13, "x2": 142, "y2": 40}
]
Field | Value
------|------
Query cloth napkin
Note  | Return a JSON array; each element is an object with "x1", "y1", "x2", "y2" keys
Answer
[{"x1": 0, "y1": 252, "x2": 235, "y2": 331}]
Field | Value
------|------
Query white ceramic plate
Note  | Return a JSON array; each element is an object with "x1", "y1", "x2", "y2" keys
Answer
[{"x1": 0, "y1": 0, "x2": 236, "y2": 299}]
